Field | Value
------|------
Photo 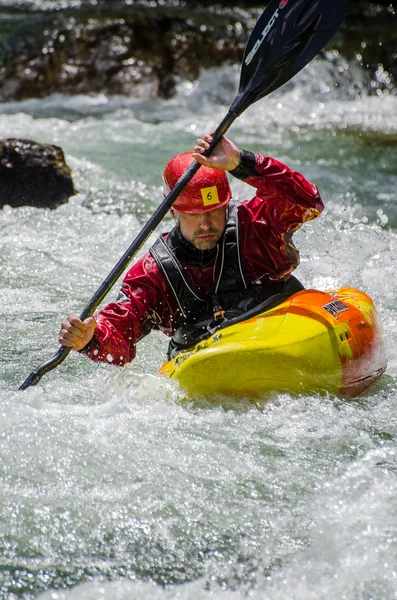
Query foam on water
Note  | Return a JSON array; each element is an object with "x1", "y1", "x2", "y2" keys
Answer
[{"x1": 1, "y1": 57, "x2": 397, "y2": 599}]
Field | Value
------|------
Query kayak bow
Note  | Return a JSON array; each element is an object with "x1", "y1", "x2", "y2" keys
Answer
[{"x1": 159, "y1": 287, "x2": 387, "y2": 398}]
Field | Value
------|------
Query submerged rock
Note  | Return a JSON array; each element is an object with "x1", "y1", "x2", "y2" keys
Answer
[{"x1": 0, "y1": 139, "x2": 75, "y2": 209}]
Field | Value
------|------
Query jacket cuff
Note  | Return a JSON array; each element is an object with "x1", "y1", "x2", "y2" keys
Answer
[{"x1": 229, "y1": 149, "x2": 257, "y2": 180}]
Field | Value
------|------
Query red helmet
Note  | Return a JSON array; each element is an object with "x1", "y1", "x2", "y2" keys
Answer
[{"x1": 163, "y1": 152, "x2": 232, "y2": 214}]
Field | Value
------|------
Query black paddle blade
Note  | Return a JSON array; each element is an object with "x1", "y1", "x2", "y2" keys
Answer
[{"x1": 230, "y1": 0, "x2": 349, "y2": 115}]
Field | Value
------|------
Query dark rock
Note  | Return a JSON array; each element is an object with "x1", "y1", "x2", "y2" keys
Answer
[
  {"x1": 0, "y1": 7, "x2": 247, "y2": 102},
  {"x1": 0, "y1": 2, "x2": 395, "y2": 102},
  {"x1": 339, "y1": 2, "x2": 397, "y2": 96},
  {"x1": 0, "y1": 139, "x2": 75, "y2": 209}
]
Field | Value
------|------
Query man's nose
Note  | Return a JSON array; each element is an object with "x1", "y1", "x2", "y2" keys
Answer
[{"x1": 198, "y1": 214, "x2": 212, "y2": 229}]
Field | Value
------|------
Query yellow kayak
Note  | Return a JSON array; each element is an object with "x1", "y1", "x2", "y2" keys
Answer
[{"x1": 159, "y1": 288, "x2": 387, "y2": 398}]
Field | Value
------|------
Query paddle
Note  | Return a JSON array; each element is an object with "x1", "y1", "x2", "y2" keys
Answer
[{"x1": 19, "y1": 0, "x2": 348, "y2": 391}]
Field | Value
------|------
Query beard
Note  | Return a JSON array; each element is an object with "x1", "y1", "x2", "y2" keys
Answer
[{"x1": 191, "y1": 228, "x2": 222, "y2": 250}]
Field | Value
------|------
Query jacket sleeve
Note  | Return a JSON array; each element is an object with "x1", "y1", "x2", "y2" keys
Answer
[
  {"x1": 81, "y1": 253, "x2": 178, "y2": 366},
  {"x1": 229, "y1": 150, "x2": 324, "y2": 281},
  {"x1": 229, "y1": 149, "x2": 324, "y2": 229}
]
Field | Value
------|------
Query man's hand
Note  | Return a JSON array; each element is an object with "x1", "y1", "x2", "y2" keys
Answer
[
  {"x1": 59, "y1": 315, "x2": 96, "y2": 351},
  {"x1": 192, "y1": 130, "x2": 241, "y2": 172}
]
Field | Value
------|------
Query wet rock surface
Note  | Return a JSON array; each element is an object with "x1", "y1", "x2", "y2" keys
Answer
[
  {"x1": 0, "y1": 139, "x2": 75, "y2": 209},
  {"x1": 0, "y1": 1, "x2": 395, "y2": 103},
  {"x1": 0, "y1": 4, "x2": 250, "y2": 102}
]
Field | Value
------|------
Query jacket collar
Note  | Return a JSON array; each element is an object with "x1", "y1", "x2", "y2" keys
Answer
[{"x1": 166, "y1": 225, "x2": 222, "y2": 268}]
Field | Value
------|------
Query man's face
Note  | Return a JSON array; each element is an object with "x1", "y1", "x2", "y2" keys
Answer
[{"x1": 174, "y1": 207, "x2": 227, "y2": 250}]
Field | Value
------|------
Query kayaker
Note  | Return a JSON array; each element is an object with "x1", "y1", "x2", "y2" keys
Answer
[{"x1": 59, "y1": 131, "x2": 324, "y2": 364}]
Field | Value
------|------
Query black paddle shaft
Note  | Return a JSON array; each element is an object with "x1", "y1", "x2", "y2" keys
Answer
[{"x1": 19, "y1": 0, "x2": 348, "y2": 391}]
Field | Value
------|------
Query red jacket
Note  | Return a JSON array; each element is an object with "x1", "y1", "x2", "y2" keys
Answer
[{"x1": 85, "y1": 154, "x2": 323, "y2": 365}]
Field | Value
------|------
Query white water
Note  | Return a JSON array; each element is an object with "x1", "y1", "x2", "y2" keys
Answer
[{"x1": 1, "y1": 59, "x2": 397, "y2": 599}]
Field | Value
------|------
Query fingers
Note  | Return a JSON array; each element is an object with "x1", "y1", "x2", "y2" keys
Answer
[
  {"x1": 192, "y1": 130, "x2": 240, "y2": 171},
  {"x1": 59, "y1": 315, "x2": 95, "y2": 350},
  {"x1": 192, "y1": 132, "x2": 218, "y2": 167},
  {"x1": 192, "y1": 151, "x2": 212, "y2": 166},
  {"x1": 193, "y1": 133, "x2": 213, "y2": 156},
  {"x1": 59, "y1": 314, "x2": 84, "y2": 347}
]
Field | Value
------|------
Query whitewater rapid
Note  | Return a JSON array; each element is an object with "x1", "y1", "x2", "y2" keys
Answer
[{"x1": 1, "y1": 57, "x2": 397, "y2": 599}]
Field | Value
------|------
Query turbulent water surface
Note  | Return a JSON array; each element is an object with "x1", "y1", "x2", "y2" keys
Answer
[{"x1": 1, "y1": 50, "x2": 397, "y2": 599}]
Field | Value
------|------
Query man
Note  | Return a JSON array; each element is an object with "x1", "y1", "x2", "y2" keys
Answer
[{"x1": 59, "y1": 132, "x2": 323, "y2": 364}]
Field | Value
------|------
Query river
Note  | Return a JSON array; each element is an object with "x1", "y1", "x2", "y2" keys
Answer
[{"x1": 0, "y1": 42, "x2": 397, "y2": 600}]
